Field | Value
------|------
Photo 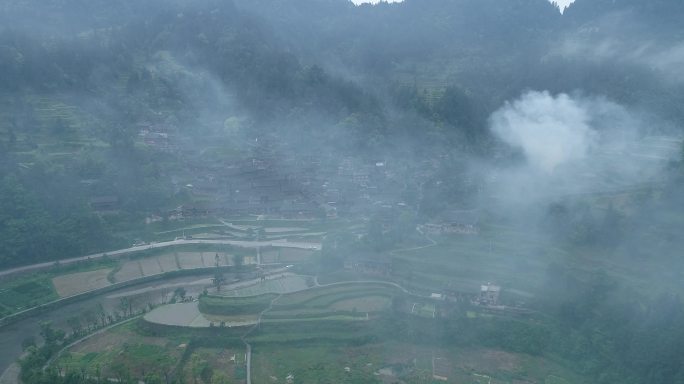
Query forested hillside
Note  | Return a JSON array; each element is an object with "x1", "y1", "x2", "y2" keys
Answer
[
  {"x1": 3, "y1": 1, "x2": 684, "y2": 384},
  {"x1": 1, "y1": 0, "x2": 683, "y2": 268}
]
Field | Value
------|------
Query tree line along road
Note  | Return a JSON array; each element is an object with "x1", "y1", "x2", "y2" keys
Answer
[{"x1": 0, "y1": 239, "x2": 321, "y2": 279}]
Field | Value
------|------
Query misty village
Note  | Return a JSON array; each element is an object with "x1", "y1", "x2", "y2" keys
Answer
[{"x1": 1, "y1": 1, "x2": 684, "y2": 384}]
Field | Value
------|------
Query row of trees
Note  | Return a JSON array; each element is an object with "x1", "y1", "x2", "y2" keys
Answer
[{"x1": 19, "y1": 298, "x2": 142, "y2": 384}]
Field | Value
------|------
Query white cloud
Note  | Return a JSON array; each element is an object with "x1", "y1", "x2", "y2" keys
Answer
[
  {"x1": 490, "y1": 91, "x2": 595, "y2": 173},
  {"x1": 487, "y1": 91, "x2": 680, "y2": 204},
  {"x1": 350, "y1": 0, "x2": 403, "y2": 4},
  {"x1": 352, "y1": 0, "x2": 575, "y2": 12},
  {"x1": 552, "y1": 0, "x2": 575, "y2": 13}
]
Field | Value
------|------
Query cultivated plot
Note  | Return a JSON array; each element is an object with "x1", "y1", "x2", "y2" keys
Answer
[
  {"x1": 278, "y1": 248, "x2": 315, "y2": 263},
  {"x1": 52, "y1": 269, "x2": 112, "y2": 297},
  {"x1": 410, "y1": 302, "x2": 436, "y2": 318},
  {"x1": 179, "y1": 348, "x2": 246, "y2": 384},
  {"x1": 264, "y1": 227, "x2": 308, "y2": 233},
  {"x1": 176, "y1": 252, "x2": 207, "y2": 269},
  {"x1": 114, "y1": 261, "x2": 143, "y2": 282},
  {"x1": 57, "y1": 324, "x2": 182, "y2": 380},
  {"x1": 139, "y1": 257, "x2": 162, "y2": 276},
  {"x1": 201, "y1": 252, "x2": 218, "y2": 267},
  {"x1": 144, "y1": 302, "x2": 210, "y2": 327},
  {"x1": 157, "y1": 254, "x2": 180, "y2": 272},
  {"x1": 219, "y1": 274, "x2": 311, "y2": 297}
]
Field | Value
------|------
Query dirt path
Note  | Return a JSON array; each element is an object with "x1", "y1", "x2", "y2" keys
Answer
[
  {"x1": 43, "y1": 316, "x2": 141, "y2": 371},
  {"x1": 0, "y1": 363, "x2": 19, "y2": 384},
  {"x1": 389, "y1": 227, "x2": 437, "y2": 257},
  {"x1": 241, "y1": 294, "x2": 282, "y2": 384}
]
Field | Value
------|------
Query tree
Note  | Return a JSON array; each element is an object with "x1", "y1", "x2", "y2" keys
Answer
[
  {"x1": 66, "y1": 316, "x2": 82, "y2": 336},
  {"x1": 111, "y1": 360, "x2": 130, "y2": 384},
  {"x1": 200, "y1": 365, "x2": 214, "y2": 383},
  {"x1": 39, "y1": 321, "x2": 64, "y2": 345},
  {"x1": 21, "y1": 337, "x2": 35, "y2": 351},
  {"x1": 175, "y1": 287, "x2": 187, "y2": 301},
  {"x1": 96, "y1": 302, "x2": 107, "y2": 327},
  {"x1": 82, "y1": 309, "x2": 98, "y2": 331},
  {"x1": 233, "y1": 254, "x2": 244, "y2": 269},
  {"x1": 212, "y1": 373, "x2": 231, "y2": 384},
  {"x1": 213, "y1": 269, "x2": 225, "y2": 292},
  {"x1": 190, "y1": 354, "x2": 207, "y2": 384},
  {"x1": 117, "y1": 297, "x2": 131, "y2": 318},
  {"x1": 144, "y1": 373, "x2": 163, "y2": 384}
]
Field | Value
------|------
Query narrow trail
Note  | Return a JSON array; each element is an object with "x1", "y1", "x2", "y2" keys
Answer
[
  {"x1": 389, "y1": 228, "x2": 437, "y2": 257},
  {"x1": 42, "y1": 315, "x2": 141, "y2": 371},
  {"x1": 241, "y1": 293, "x2": 282, "y2": 384}
]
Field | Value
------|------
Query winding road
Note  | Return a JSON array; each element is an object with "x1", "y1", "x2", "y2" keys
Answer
[{"x1": 0, "y1": 238, "x2": 321, "y2": 279}]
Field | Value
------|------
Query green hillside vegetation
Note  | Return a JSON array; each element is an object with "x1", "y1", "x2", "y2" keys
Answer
[{"x1": 4, "y1": 0, "x2": 684, "y2": 383}]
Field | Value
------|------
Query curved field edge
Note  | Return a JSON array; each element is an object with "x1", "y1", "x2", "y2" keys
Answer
[{"x1": 198, "y1": 293, "x2": 278, "y2": 315}]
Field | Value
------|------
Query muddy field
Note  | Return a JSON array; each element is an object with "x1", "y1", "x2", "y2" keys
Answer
[
  {"x1": 176, "y1": 252, "x2": 207, "y2": 269},
  {"x1": 219, "y1": 274, "x2": 311, "y2": 297},
  {"x1": 139, "y1": 257, "x2": 163, "y2": 276},
  {"x1": 144, "y1": 302, "x2": 211, "y2": 327},
  {"x1": 259, "y1": 248, "x2": 314, "y2": 264},
  {"x1": 264, "y1": 227, "x2": 308, "y2": 233},
  {"x1": 157, "y1": 254, "x2": 180, "y2": 272},
  {"x1": 261, "y1": 249, "x2": 279, "y2": 263},
  {"x1": 52, "y1": 269, "x2": 112, "y2": 297},
  {"x1": 144, "y1": 302, "x2": 256, "y2": 327},
  {"x1": 113, "y1": 261, "x2": 143, "y2": 282}
]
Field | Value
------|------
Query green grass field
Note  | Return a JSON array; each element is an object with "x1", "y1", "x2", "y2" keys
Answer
[
  {"x1": 56, "y1": 322, "x2": 183, "y2": 379},
  {"x1": 0, "y1": 277, "x2": 57, "y2": 316},
  {"x1": 251, "y1": 343, "x2": 385, "y2": 384},
  {"x1": 391, "y1": 226, "x2": 567, "y2": 296}
]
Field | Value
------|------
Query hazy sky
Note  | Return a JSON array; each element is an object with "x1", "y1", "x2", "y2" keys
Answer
[
  {"x1": 553, "y1": 0, "x2": 575, "y2": 12},
  {"x1": 351, "y1": 0, "x2": 402, "y2": 4},
  {"x1": 351, "y1": 0, "x2": 577, "y2": 12}
]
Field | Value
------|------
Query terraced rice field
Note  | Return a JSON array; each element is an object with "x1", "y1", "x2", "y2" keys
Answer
[
  {"x1": 219, "y1": 275, "x2": 312, "y2": 297},
  {"x1": 114, "y1": 261, "x2": 143, "y2": 282},
  {"x1": 244, "y1": 255, "x2": 257, "y2": 265},
  {"x1": 157, "y1": 254, "x2": 180, "y2": 272},
  {"x1": 176, "y1": 252, "x2": 207, "y2": 269},
  {"x1": 263, "y1": 282, "x2": 397, "y2": 321},
  {"x1": 261, "y1": 249, "x2": 279, "y2": 263},
  {"x1": 278, "y1": 248, "x2": 315, "y2": 262},
  {"x1": 52, "y1": 269, "x2": 112, "y2": 297},
  {"x1": 201, "y1": 252, "x2": 228, "y2": 267},
  {"x1": 264, "y1": 227, "x2": 308, "y2": 233},
  {"x1": 139, "y1": 257, "x2": 163, "y2": 276},
  {"x1": 260, "y1": 248, "x2": 315, "y2": 264},
  {"x1": 275, "y1": 283, "x2": 396, "y2": 307},
  {"x1": 144, "y1": 302, "x2": 213, "y2": 327}
]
